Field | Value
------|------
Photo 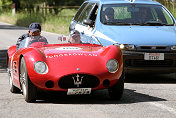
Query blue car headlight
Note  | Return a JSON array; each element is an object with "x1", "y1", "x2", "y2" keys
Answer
[
  {"x1": 115, "y1": 44, "x2": 136, "y2": 50},
  {"x1": 106, "y1": 59, "x2": 119, "y2": 73},
  {"x1": 34, "y1": 61, "x2": 48, "y2": 74},
  {"x1": 171, "y1": 45, "x2": 176, "y2": 50}
]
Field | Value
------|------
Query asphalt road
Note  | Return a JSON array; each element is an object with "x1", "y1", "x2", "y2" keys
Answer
[
  {"x1": 1, "y1": 22, "x2": 176, "y2": 118},
  {"x1": 0, "y1": 22, "x2": 61, "y2": 50}
]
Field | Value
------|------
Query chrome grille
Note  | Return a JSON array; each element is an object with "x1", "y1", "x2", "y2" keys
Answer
[{"x1": 58, "y1": 74, "x2": 99, "y2": 89}]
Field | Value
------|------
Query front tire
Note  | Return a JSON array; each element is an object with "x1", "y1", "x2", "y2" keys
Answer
[
  {"x1": 20, "y1": 57, "x2": 37, "y2": 103},
  {"x1": 108, "y1": 72, "x2": 124, "y2": 100},
  {"x1": 8, "y1": 61, "x2": 21, "y2": 93}
]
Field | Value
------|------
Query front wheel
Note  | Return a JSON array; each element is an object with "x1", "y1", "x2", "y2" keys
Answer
[
  {"x1": 108, "y1": 72, "x2": 124, "y2": 100},
  {"x1": 8, "y1": 61, "x2": 21, "y2": 93},
  {"x1": 20, "y1": 57, "x2": 37, "y2": 103}
]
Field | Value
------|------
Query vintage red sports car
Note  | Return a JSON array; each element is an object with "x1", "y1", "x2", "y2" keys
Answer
[{"x1": 7, "y1": 35, "x2": 124, "y2": 102}]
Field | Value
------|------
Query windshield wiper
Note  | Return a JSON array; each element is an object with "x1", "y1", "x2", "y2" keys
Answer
[
  {"x1": 140, "y1": 21, "x2": 167, "y2": 26},
  {"x1": 103, "y1": 21, "x2": 132, "y2": 25}
]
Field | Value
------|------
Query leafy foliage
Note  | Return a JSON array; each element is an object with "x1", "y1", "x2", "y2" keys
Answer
[{"x1": 0, "y1": 0, "x2": 85, "y2": 11}]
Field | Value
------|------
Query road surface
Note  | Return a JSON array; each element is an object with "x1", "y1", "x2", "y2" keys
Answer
[{"x1": 0, "y1": 22, "x2": 176, "y2": 118}]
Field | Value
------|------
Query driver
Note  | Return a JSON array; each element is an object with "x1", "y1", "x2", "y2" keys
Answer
[
  {"x1": 16, "y1": 23, "x2": 48, "y2": 49},
  {"x1": 104, "y1": 7, "x2": 114, "y2": 21}
]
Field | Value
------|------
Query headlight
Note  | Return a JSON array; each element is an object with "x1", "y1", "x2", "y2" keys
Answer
[
  {"x1": 171, "y1": 45, "x2": 176, "y2": 50},
  {"x1": 115, "y1": 44, "x2": 136, "y2": 50},
  {"x1": 106, "y1": 59, "x2": 119, "y2": 73},
  {"x1": 34, "y1": 61, "x2": 48, "y2": 74}
]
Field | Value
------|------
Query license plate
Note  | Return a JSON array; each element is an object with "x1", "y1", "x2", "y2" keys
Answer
[
  {"x1": 67, "y1": 88, "x2": 91, "y2": 95},
  {"x1": 144, "y1": 53, "x2": 164, "y2": 60}
]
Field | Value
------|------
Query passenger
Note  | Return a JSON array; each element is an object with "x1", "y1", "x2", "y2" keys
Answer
[
  {"x1": 104, "y1": 7, "x2": 114, "y2": 21},
  {"x1": 16, "y1": 23, "x2": 48, "y2": 49},
  {"x1": 138, "y1": 8, "x2": 151, "y2": 23},
  {"x1": 140, "y1": 8, "x2": 148, "y2": 19},
  {"x1": 69, "y1": 30, "x2": 81, "y2": 44}
]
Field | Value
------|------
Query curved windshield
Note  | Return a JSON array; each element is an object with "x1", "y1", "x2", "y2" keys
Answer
[
  {"x1": 18, "y1": 36, "x2": 48, "y2": 50},
  {"x1": 101, "y1": 4, "x2": 175, "y2": 26},
  {"x1": 58, "y1": 34, "x2": 102, "y2": 45},
  {"x1": 17, "y1": 34, "x2": 102, "y2": 50}
]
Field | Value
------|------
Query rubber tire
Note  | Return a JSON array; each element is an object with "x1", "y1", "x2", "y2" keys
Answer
[
  {"x1": 108, "y1": 72, "x2": 124, "y2": 100},
  {"x1": 8, "y1": 61, "x2": 21, "y2": 93},
  {"x1": 20, "y1": 57, "x2": 37, "y2": 103}
]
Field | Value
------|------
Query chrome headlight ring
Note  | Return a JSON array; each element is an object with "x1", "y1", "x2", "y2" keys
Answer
[
  {"x1": 106, "y1": 59, "x2": 119, "y2": 73},
  {"x1": 34, "y1": 61, "x2": 48, "y2": 74}
]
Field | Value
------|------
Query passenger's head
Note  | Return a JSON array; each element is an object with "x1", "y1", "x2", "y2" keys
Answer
[
  {"x1": 69, "y1": 30, "x2": 81, "y2": 44},
  {"x1": 104, "y1": 7, "x2": 114, "y2": 21},
  {"x1": 28, "y1": 23, "x2": 41, "y2": 36},
  {"x1": 139, "y1": 8, "x2": 148, "y2": 19}
]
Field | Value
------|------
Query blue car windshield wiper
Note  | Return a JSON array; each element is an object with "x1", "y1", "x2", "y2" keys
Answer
[
  {"x1": 140, "y1": 21, "x2": 169, "y2": 26},
  {"x1": 103, "y1": 21, "x2": 132, "y2": 25}
]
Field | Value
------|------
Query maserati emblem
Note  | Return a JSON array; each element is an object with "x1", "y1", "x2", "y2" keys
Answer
[{"x1": 72, "y1": 74, "x2": 84, "y2": 87}]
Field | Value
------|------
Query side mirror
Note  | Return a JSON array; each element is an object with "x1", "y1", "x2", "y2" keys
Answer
[{"x1": 83, "y1": 19, "x2": 94, "y2": 27}]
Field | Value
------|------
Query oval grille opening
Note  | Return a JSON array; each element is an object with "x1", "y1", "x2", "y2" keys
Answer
[{"x1": 58, "y1": 74, "x2": 100, "y2": 89}]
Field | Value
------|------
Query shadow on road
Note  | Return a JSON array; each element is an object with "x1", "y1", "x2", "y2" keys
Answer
[
  {"x1": 0, "y1": 25, "x2": 26, "y2": 30},
  {"x1": 34, "y1": 88, "x2": 166, "y2": 104},
  {"x1": 125, "y1": 73, "x2": 176, "y2": 84}
]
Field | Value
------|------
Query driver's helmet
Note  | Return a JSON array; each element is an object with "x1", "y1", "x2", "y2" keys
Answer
[{"x1": 69, "y1": 30, "x2": 80, "y2": 37}]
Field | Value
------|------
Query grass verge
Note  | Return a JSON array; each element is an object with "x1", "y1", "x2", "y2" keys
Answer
[{"x1": 0, "y1": 9, "x2": 77, "y2": 35}]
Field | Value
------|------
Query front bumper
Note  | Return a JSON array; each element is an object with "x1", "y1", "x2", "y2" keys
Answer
[
  {"x1": 30, "y1": 71, "x2": 122, "y2": 91},
  {"x1": 123, "y1": 50, "x2": 176, "y2": 73}
]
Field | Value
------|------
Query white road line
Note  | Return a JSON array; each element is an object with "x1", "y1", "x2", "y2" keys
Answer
[{"x1": 149, "y1": 102, "x2": 176, "y2": 115}]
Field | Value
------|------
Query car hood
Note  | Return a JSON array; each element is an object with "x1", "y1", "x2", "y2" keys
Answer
[
  {"x1": 97, "y1": 26, "x2": 176, "y2": 46},
  {"x1": 40, "y1": 44, "x2": 103, "y2": 57},
  {"x1": 36, "y1": 44, "x2": 121, "y2": 75}
]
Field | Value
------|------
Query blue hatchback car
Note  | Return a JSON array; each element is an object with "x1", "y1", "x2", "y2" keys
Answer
[{"x1": 69, "y1": 0, "x2": 176, "y2": 73}]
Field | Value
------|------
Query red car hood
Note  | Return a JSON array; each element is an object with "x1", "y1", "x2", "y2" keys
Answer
[{"x1": 36, "y1": 44, "x2": 120, "y2": 76}]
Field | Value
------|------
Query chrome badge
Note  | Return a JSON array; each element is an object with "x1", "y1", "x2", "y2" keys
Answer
[
  {"x1": 72, "y1": 74, "x2": 84, "y2": 87},
  {"x1": 77, "y1": 68, "x2": 80, "y2": 71}
]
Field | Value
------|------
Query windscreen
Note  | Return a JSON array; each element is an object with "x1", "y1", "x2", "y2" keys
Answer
[
  {"x1": 58, "y1": 34, "x2": 102, "y2": 45},
  {"x1": 17, "y1": 36, "x2": 48, "y2": 50},
  {"x1": 101, "y1": 4, "x2": 175, "y2": 26},
  {"x1": 17, "y1": 34, "x2": 101, "y2": 50}
]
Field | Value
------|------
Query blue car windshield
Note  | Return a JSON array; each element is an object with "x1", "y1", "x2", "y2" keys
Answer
[{"x1": 101, "y1": 4, "x2": 175, "y2": 26}]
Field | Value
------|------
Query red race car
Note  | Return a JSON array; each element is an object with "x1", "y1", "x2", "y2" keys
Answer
[{"x1": 7, "y1": 35, "x2": 124, "y2": 102}]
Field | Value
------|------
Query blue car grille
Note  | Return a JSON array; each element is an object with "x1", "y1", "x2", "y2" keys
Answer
[
  {"x1": 58, "y1": 74, "x2": 100, "y2": 89},
  {"x1": 125, "y1": 59, "x2": 175, "y2": 67},
  {"x1": 137, "y1": 46, "x2": 170, "y2": 52}
]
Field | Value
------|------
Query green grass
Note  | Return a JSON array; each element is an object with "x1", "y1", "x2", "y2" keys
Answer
[{"x1": 0, "y1": 9, "x2": 77, "y2": 35}]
